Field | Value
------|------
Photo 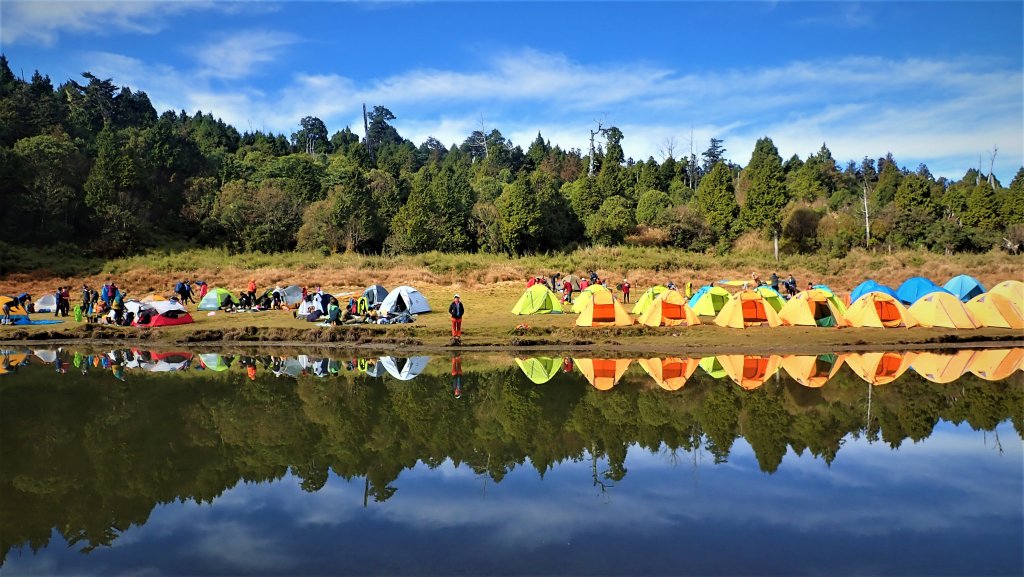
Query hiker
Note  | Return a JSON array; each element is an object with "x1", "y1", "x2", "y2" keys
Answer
[
  {"x1": 247, "y1": 279, "x2": 257, "y2": 304},
  {"x1": 785, "y1": 274, "x2": 798, "y2": 296},
  {"x1": 81, "y1": 284, "x2": 92, "y2": 316},
  {"x1": 449, "y1": 294, "x2": 465, "y2": 338},
  {"x1": 100, "y1": 282, "x2": 111, "y2": 308},
  {"x1": 176, "y1": 279, "x2": 188, "y2": 303},
  {"x1": 562, "y1": 277, "x2": 572, "y2": 304},
  {"x1": 451, "y1": 356, "x2": 463, "y2": 399},
  {"x1": 111, "y1": 289, "x2": 126, "y2": 325},
  {"x1": 53, "y1": 287, "x2": 62, "y2": 317},
  {"x1": 183, "y1": 280, "x2": 195, "y2": 304},
  {"x1": 271, "y1": 289, "x2": 282, "y2": 310},
  {"x1": 621, "y1": 279, "x2": 631, "y2": 303},
  {"x1": 1, "y1": 299, "x2": 12, "y2": 325},
  {"x1": 326, "y1": 298, "x2": 342, "y2": 325},
  {"x1": 770, "y1": 273, "x2": 780, "y2": 293}
]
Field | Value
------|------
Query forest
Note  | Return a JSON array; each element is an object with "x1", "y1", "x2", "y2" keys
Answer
[{"x1": 2, "y1": 55, "x2": 1023, "y2": 260}]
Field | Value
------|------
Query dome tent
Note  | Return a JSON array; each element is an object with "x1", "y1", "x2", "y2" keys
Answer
[
  {"x1": 943, "y1": 275, "x2": 986, "y2": 302},
  {"x1": 637, "y1": 290, "x2": 700, "y2": 327},
  {"x1": 362, "y1": 285, "x2": 389, "y2": 307},
  {"x1": 511, "y1": 285, "x2": 563, "y2": 315},
  {"x1": 379, "y1": 286, "x2": 431, "y2": 315},
  {"x1": 688, "y1": 286, "x2": 731, "y2": 317},
  {"x1": 989, "y1": 280, "x2": 1024, "y2": 311},
  {"x1": 33, "y1": 294, "x2": 57, "y2": 313},
  {"x1": 907, "y1": 292, "x2": 979, "y2": 329},
  {"x1": 198, "y1": 288, "x2": 235, "y2": 311},
  {"x1": 575, "y1": 289, "x2": 632, "y2": 327},
  {"x1": 849, "y1": 280, "x2": 898, "y2": 304},
  {"x1": 843, "y1": 292, "x2": 918, "y2": 328},
  {"x1": 965, "y1": 293, "x2": 1023, "y2": 329},
  {"x1": 631, "y1": 285, "x2": 668, "y2": 315},
  {"x1": 895, "y1": 276, "x2": 950, "y2": 305},
  {"x1": 713, "y1": 290, "x2": 781, "y2": 328},
  {"x1": 778, "y1": 289, "x2": 846, "y2": 327}
]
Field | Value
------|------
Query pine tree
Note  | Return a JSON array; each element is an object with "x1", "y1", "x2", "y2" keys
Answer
[
  {"x1": 740, "y1": 137, "x2": 788, "y2": 259},
  {"x1": 694, "y1": 162, "x2": 739, "y2": 243}
]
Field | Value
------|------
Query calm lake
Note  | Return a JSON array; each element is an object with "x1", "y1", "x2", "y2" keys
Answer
[{"x1": 1, "y1": 347, "x2": 1021, "y2": 576}]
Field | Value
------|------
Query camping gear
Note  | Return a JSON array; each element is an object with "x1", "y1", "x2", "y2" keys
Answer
[
  {"x1": 570, "y1": 284, "x2": 610, "y2": 314},
  {"x1": 33, "y1": 293, "x2": 57, "y2": 313},
  {"x1": 631, "y1": 285, "x2": 668, "y2": 315},
  {"x1": 843, "y1": 292, "x2": 918, "y2": 328},
  {"x1": 907, "y1": 292, "x2": 980, "y2": 329},
  {"x1": 379, "y1": 286, "x2": 431, "y2": 315},
  {"x1": 688, "y1": 286, "x2": 731, "y2": 316},
  {"x1": 717, "y1": 354, "x2": 781, "y2": 390},
  {"x1": 778, "y1": 289, "x2": 846, "y2": 327},
  {"x1": 895, "y1": 276, "x2": 950, "y2": 305},
  {"x1": 573, "y1": 358, "x2": 631, "y2": 390},
  {"x1": 134, "y1": 300, "x2": 194, "y2": 328},
  {"x1": 781, "y1": 353, "x2": 845, "y2": 388},
  {"x1": 379, "y1": 356, "x2": 431, "y2": 381},
  {"x1": 638, "y1": 357, "x2": 698, "y2": 391},
  {"x1": 713, "y1": 290, "x2": 782, "y2": 328},
  {"x1": 988, "y1": 280, "x2": 1024, "y2": 311},
  {"x1": 515, "y1": 357, "x2": 562, "y2": 384},
  {"x1": 362, "y1": 285, "x2": 389, "y2": 308},
  {"x1": 910, "y1": 350, "x2": 975, "y2": 384},
  {"x1": 575, "y1": 289, "x2": 633, "y2": 327},
  {"x1": 752, "y1": 285, "x2": 786, "y2": 313},
  {"x1": 964, "y1": 293, "x2": 1023, "y2": 329},
  {"x1": 967, "y1": 348, "x2": 1023, "y2": 381},
  {"x1": 637, "y1": 290, "x2": 700, "y2": 327},
  {"x1": 844, "y1": 351, "x2": 914, "y2": 386},
  {"x1": 511, "y1": 285, "x2": 564, "y2": 315},
  {"x1": 197, "y1": 288, "x2": 234, "y2": 311},
  {"x1": 849, "y1": 280, "x2": 898, "y2": 304},
  {"x1": 943, "y1": 275, "x2": 986, "y2": 302}
]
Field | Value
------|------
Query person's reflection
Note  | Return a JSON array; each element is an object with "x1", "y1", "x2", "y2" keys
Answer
[
  {"x1": 451, "y1": 355, "x2": 463, "y2": 399},
  {"x1": 562, "y1": 357, "x2": 574, "y2": 373}
]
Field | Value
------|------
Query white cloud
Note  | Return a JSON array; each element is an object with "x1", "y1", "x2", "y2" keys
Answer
[
  {"x1": 193, "y1": 30, "x2": 300, "y2": 80},
  {"x1": 1, "y1": 1, "x2": 214, "y2": 46},
  {"x1": 78, "y1": 47, "x2": 1023, "y2": 181}
]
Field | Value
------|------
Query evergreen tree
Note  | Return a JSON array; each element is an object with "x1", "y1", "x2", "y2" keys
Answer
[
  {"x1": 694, "y1": 162, "x2": 738, "y2": 243},
  {"x1": 740, "y1": 137, "x2": 788, "y2": 257}
]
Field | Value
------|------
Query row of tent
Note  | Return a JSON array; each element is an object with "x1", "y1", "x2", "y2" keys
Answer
[
  {"x1": 512, "y1": 277, "x2": 1024, "y2": 329},
  {"x1": 516, "y1": 347, "x2": 1023, "y2": 391},
  {"x1": 192, "y1": 283, "x2": 432, "y2": 316}
]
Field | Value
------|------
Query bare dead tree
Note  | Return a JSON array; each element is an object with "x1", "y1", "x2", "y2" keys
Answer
[
  {"x1": 587, "y1": 121, "x2": 607, "y2": 177},
  {"x1": 466, "y1": 115, "x2": 489, "y2": 161},
  {"x1": 860, "y1": 176, "x2": 872, "y2": 249},
  {"x1": 658, "y1": 136, "x2": 677, "y2": 161},
  {"x1": 988, "y1": 145, "x2": 999, "y2": 190},
  {"x1": 362, "y1": 103, "x2": 373, "y2": 162}
]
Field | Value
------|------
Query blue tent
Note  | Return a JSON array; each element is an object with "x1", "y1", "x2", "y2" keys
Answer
[
  {"x1": 943, "y1": 275, "x2": 986, "y2": 302},
  {"x1": 895, "y1": 276, "x2": 950, "y2": 305},
  {"x1": 850, "y1": 280, "x2": 898, "y2": 304}
]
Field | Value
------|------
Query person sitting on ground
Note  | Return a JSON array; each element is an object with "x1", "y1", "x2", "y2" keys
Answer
[
  {"x1": 238, "y1": 292, "x2": 251, "y2": 310},
  {"x1": 326, "y1": 298, "x2": 342, "y2": 325}
]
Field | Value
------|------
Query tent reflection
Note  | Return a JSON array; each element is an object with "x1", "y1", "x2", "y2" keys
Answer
[
  {"x1": 717, "y1": 354, "x2": 781, "y2": 390},
  {"x1": 781, "y1": 353, "x2": 845, "y2": 388},
  {"x1": 845, "y1": 351, "x2": 914, "y2": 386},
  {"x1": 573, "y1": 358, "x2": 631, "y2": 390},
  {"x1": 968, "y1": 348, "x2": 1023, "y2": 381},
  {"x1": 910, "y1": 350, "x2": 975, "y2": 384},
  {"x1": 638, "y1": 357, "x2": 698, "y2": 390}
]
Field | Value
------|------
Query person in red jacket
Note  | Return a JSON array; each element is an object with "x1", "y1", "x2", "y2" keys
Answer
[
  {"x1": 247, "y1": 279, "x2": 257, "y2": 305},
  {"x1": 621, "y1": 278, "x2": 631, "y2": 303}
]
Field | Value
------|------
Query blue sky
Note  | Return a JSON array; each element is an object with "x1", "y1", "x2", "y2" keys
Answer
[{"x1": 1, "y1": 1, "x2": 1022, "y2": 181}]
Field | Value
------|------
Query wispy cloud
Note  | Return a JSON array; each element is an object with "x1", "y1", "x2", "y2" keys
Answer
[
  {"x1": 1, "y1": 0, "x2": 213, "y2": 46},
  {"x1": 80, "y1": 47, "x2": 1022, "y2": 181},
  {"x1": 192, "y1": 30, "x2": 300, "y2": 80}
]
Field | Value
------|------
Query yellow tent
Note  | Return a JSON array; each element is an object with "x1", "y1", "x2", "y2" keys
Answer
[
  {"x1": 713, "y1": 290, "x2": 781, "y2": 328},
  {"x1": 511, "y1": 285, "x2": 563, "y2": 315},
  {"x1": 968, "y1": 348, "x2": 1023, "y2": 381},
  {"x1": 574, "y1": 357, "x2": 632, "y2": 390},
  {"x1": 910, "y1": 350, "x2": 975, "y2": 384},
  {"x1": 637, "y1": 290, "x2": 701, "y2": 327},
  {"x1": 989, "y1": 280, "x2": 1024, "y2": 311},
  {"x1": 576, "y1": 290, "x2": 633, "y2": 327},
  {"x1": 965, "y1": 293, "x2": 1024, "y2": 329},
  {"x1": 0, "y1": 352, "x2": 28, "y2": 375},
  {"x1": 515, "y1": 357, "x2": 562, "y2": 384},
  {"x1": 689, "y1": 286, "x2": 732, "y2": 317},
  {"x1": 781, "y1": 353, "x2": 846, "y2": 388},
  {"x1": 139, "y1": 293, "x2": 170, "y2": 303},
  {"x1": 717, "y1": 354, "x2": 781, "y2": 390},
  {"x1": 907, "y1": 291, "x2": 980, "y2": 329},
  {"x1": 570, "y1": 284, "x2": 610, "y2": 314},
  {"x1": 843, "y1": 292, "x2": 918, "y2": 328},
  {"x1": 638, "y1": 357, "x2": 698, "y2": 390},
  {"x1": 752, "y1": 286, "x2": 786, "y2": 312},
  {"x1": 845, "y1": 351, "x2": 914, "y2": 386},
  {"x1": 631, "y1": 285, "x2": 668, "y2": 315},
  {"x1": 778, "y1": 289, "x2": 847, "y2": 327}
]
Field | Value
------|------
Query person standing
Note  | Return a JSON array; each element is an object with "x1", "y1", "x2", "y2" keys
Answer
[
  {"x1": 183, "y1": 280, "x2": 195, "y2": 304},
  {"x1": 621, "y1": 278, "x2": 631, "y2": 303},
  {"x1": 770, "y1": 273, "x2": 780, "y2": 293},
  {"x1": 81, "y1": 284, "x2": 92, "y2": 316},
  {"x1": 112, "y1": 288, "x2": 125, "y2": 325},
  {"x1": 247, "y1": 278, "x2": 257, "y2": 305},
  {"x1": 448, "y1": 294, "x2": 465, "y2": 339}
]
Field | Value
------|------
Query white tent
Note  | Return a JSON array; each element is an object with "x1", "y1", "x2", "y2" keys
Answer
[
  {"x1": 378, "y1": 286, "x2": 431, "y2": 315},
  {"x1": 34, "y1": 294, "x2": 57, "y2": 313},
  {"x1": 379, "y1": 356, "x2": 431, "y2": 381},
  {"x1": 33, "y1": 349, "x2": 58, "y2": 363},
  {"x1": 296, "y1": 294, "x2": 325, "y2": 317},
  {"x1": 108, "y1": 300, "x2": 145, "y2": 322},
  {"x1": 280, "y1": 285, "x2": 304, "y2": 306}
]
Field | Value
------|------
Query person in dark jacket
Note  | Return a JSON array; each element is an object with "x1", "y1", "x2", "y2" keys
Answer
[{"x1": 448, "y1": 294, "x2": 465, "y2": 338}]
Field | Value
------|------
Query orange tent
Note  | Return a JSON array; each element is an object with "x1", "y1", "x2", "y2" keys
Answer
[
  {"x1": 575, "y1": 290, "x2": 633, "y2": 327},
  {"x1": 910, "y1": 350, "x2": 975, "y2": 383},
  {"x1": 845, "y1": 351, "x2": 914, "y2": 386},
  {"x1": 574, "y1": 358, "x2": 631, "y2": 390},
  {"x1": 713, "y1": 290, "x2": 781, "y2": 328},
  {"x1": 965, "y1": 293, "x2": 1023, "y2": 329},
  {"x1": 781, "y1": 353, "x2": 846, "y2": 388},
  {"x1": 907, "y1": 292, "x2": 979, "y2": 329},
  {"x1": 637, "y1": 290, "x2": 700, "y2": 327},
  {"x1": 989, "y1": 280, "x2": 1024, "y2": 311},
  {"x1": 638, "y1": 357, "x2": 698, "y2": 390},
  {"x1": 843, "y1": 292, "x2": 918, "y2": 328},
  {"x1": 717, "y1": 354, "x2": 781, "y2": 390},
  {"x1": 968, "y1": 348, "x2": 1023, "y2": 381}
]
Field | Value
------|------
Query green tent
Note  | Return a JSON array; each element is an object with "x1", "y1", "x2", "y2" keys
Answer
[
  {"x1": 515, "y1": 357, "x2": 562, "y2": 384},
  {"x1": 631, "y1": 285, "x2": 668, "y2": 315},
  {"x1": 689, "y1": 286, "x2": 731, "y2": 316},
  {"x1": 198, "y1": 288, "x2": 234, "y2": 311},
  {"x1": 699, "y1": 356, "x2": 728, "y2": 379},
  {"x1": 753, "y1": 286, "x2": 786, "y2": 313},
  {"x1": 199, "y1": 353, "x2": 232, "y2": 372},
  {"x1": 571, "y1": 284, "x2": 610, "y2": 314},
  {"x1": 511, "y1": 285, "x2": 563, "y2": 315}
]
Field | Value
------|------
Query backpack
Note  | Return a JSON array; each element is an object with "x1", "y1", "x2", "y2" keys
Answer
[
  {"x1": 175, "y1": 282, "x2": 185, "y2": 294},
  {"x1": 101, "y1": 285, "x2": 109, "y2": 302}
]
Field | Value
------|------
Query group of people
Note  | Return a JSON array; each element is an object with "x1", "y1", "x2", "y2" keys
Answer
[
  {"x1": 41, "y1": 281, "x2": 130, "y2": 324},
  {"x1": 751, "y1": 272, "x2": 812, "y2": 297}
]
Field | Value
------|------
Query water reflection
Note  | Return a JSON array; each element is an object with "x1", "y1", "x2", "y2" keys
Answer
[{"x1": 0, "y1": 346, "x2": 1021, "y2": 574}]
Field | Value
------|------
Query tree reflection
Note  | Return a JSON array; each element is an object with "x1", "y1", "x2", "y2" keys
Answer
[{"x1": 0, "y1": 348, "x2": 1021, "y2": 563}]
